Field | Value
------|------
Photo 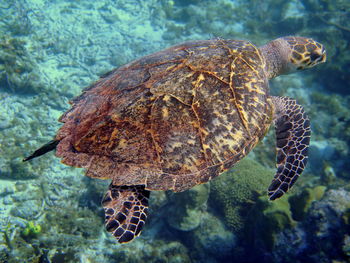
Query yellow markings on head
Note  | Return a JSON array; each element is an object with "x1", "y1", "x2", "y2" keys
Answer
[{"x1": 284, "y1": 36, "x2": 326, "y2": 71}]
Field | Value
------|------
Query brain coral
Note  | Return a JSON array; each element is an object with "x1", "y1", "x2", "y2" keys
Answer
[{"x1": 209, "y1": 158, "x2": 273, "y2": 231}]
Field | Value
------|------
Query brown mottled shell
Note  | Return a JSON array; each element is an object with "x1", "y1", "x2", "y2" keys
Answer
[{"x1": 55, "y1": 39, "x2": 273, "y2": 192}]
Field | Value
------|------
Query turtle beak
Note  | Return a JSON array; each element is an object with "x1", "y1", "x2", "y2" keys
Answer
[
  {"x1": 311, "y1": 46, "x2": 326, "y2": 66},
  {"x1": 321, "y1": 48, "x2": 326, "y2": 63}
]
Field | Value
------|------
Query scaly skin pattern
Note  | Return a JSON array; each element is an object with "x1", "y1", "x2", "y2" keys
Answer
[
  {"x1": 102, "y1": 185, "x2": 149, "y2": 243},
  {"x1": 55, "y1": 39, "x2": 273, "y2": 192},
  {"x1": 268, "y1": 96, "x2": 311, "y2": 200}
]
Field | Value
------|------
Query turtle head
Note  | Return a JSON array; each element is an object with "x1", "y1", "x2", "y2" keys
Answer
[
  {"x1": 284, "y1": 36, "x2": 326, "y2": 70},
  {"x1": 260, "y1": 36, "x2": 326, "y2": 79}
]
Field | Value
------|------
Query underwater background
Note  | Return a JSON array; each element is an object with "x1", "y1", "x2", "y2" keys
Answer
[{"x1": 0, "y1": 0, "x2": 349, "y2": 262}]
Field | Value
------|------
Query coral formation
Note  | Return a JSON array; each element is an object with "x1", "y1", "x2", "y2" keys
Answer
[
  {"x1": 190, "y1": 212, "x2": 236, "y2": 259},
  {"x1": 289, "y1": 185, "x2": 326, "y2": 221},
  {"x1": 309, "y1": 91, "x2": 350, "y2": 179},
  {"x1": 245, "y1": 195, "x2": 296, "y2": 250},
  {"x1": 166, "y1": 184, "x2": 209, "y2": 231},
  {"x1": 111, "y1": 240, "x2": 191, "y2": 263},
  {"x1": 21, "y1": 221, "x2": 42, "y2": 237},
  {"x1": 301, "y1": 189, "x2": 350, "y2": 262},
  {"x1": 0, "y1": 36, "x2": 41, "y2": 93},
  {"x1": 210, "y1": 158, "x2": 273, "y2": 232}
]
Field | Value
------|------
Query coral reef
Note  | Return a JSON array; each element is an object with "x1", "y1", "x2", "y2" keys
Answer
[
  {"x1": 210, "y1": 158, "x2": 274, "y2": 232},
  {"x1": 166, "y1": 184, "x2": 210, "y2": 231},
  {"x1": 235, "y1": 188, "x2": 350, "y2": 263},
  {"x1": 110, "y1": 240, "x2": 191, "y2": 263},
  {"x1": 21, "y1": 221, "x2": 42, "y2": 238},
  {"x1": 245, "y1": 195, "x2": 296, "y2": 251},
  {"x1": 189, "y1": 212, "x2": 236, "y2": 260},
  {"x1": 309, "y1": 92, "x2": 350, "y2": 178},
  {"x1": 0, "y1": 36, "x2": 42, "y2": 94},
  {"x1": 289, "y1": 185, "x2": 326, "y2": 221}
]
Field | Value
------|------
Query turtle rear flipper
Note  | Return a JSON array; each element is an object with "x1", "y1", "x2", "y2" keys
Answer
[
  {"x1": 268, "y1": 96, "x2": 311, "y2": 200},
  {"x1": 102, "y1": 184, "x2": 150, "y2": 243}
]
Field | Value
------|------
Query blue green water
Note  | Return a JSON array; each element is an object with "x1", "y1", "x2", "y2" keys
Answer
[{"x1": 0, "y1": 0, "x2": 349, "y2": 262}]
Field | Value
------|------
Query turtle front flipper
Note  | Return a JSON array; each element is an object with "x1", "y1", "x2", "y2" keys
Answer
[
  {"x1": 101, "y1": 184, "x2": 150, "y2": 243},
  {"x1": 268, "y1": 96, "x2": 311, "y2": 200}
]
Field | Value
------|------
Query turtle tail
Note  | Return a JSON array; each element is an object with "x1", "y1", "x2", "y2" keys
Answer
[
  {"x1": 102, "y1": 184, "x2": 150, "y2": 243},
  {"x1": 23, "y1": 140, "x2": 60, "y2": 162}
]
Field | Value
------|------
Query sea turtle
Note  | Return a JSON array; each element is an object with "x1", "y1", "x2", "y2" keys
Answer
[{"x1": 24, "y1": 36, "x2": 326, "y2": 243}]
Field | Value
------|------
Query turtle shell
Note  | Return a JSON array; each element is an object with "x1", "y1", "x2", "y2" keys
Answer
[{"x1": 55, "y1": 39, "x2": 273, "y2": 192}]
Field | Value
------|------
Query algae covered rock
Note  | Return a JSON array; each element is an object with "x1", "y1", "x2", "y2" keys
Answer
[
  {"x1": 306, "y1": 189, "x2": 350, "y2": 242},
  {"x1": 271, "y1": 188, "x2": 350, "y2": 263},
  {"x1": 246, "y1": 195, "x2": 296, "y2": 250},
  {"x1": 10, "y1": 199, "x2": 43, "y2": 220},
  {"x1": 190, "y1": 212, "x2": 236, "y2": 257},
  {"x1": 289, "y1": 185, "x2": 326, "y2": 221},
  {"x1": 236, "y1": 187, "x2": 350, "y2": 262},
  {"x1": 167, "y1": 184, "x2": 210, "y2": 231},
  {"x1": 112, "y1": 240, "x2": 191, "y2": 263},
  {"x1": 210, "y1": 158, "x2": 273, "y2": 231},
  {"x1": 45, "y1": 205, "x2": 102, "y2": 240},
  {"x1": 0, "y1": 36, "x2": 42, "y2": 93}
]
